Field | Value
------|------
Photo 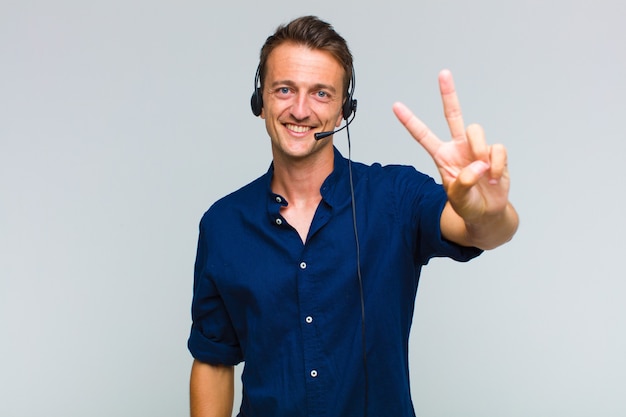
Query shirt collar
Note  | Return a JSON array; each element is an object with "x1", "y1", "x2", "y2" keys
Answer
[
  {"x1": 265, "y1": 146, "x2": 351, "y2": 212},
  {"x1": 319, "y1": 146, "x2": 349, "y2": 207}
]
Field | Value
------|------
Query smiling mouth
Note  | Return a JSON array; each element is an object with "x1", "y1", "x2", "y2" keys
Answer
[{"x1": 285, "y1": 123, "x2": 312, "y2": 134}]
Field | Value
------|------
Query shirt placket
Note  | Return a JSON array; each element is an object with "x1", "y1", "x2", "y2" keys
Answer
[
  {"x1": 297, "y1": 256, "x2": 325, "y2": 416},
  {"x1": 297, "y1": 202, "x2": 332, "y2": 417}
]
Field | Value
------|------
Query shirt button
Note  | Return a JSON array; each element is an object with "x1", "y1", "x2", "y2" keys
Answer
[
  {"x1": 310, "y1": 370, "x2": 318, "y2": 378},
  {"x1": 305, "y1": 316, "x2": 313, "y2": 324},
  {"x1": 275, "y1": 196, "x2": 282, "y2": 203},
  {"x1": 300, "y1": 262, "x2": 307, "y2": 269},
  {"x1": 275, "y1": 218, "x2": 282, "y2": 226}
]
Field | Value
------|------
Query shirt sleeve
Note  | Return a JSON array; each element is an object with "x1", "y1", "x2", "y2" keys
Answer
[
  {"x1": 397, "y1": 166, "x2": 483, "y2": 265},
  {"x1": 187, "y1": 213, "x2": 243, "y2": 366},
  {"x1": 418, "y1": 180, "x2": 483, "y2": 263}
]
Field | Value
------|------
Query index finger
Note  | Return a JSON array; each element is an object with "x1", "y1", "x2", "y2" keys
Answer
[
  {"x1": 392, "y1": 101, "x2": 442, "y2": 158},
  {"x1": 439, "y1": 69, "x2": 466, "y2": 142}
]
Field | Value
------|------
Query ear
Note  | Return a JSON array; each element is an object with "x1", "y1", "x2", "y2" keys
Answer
[{"x1": 335, "y1": 105, "x2": 343, "y2": 127}]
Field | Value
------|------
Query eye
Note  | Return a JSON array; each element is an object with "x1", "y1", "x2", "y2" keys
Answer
[
  {"x1": 316, "y1": 91, "x2": 328, "y2": 98},
  {"x1": 279, "y1": 87, "x2": 290, "y2": 95}
]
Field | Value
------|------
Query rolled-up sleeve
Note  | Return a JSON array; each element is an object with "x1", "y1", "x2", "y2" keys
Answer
[{"x1": 188, "y1": 215, "x2": 243, "y2": 366}]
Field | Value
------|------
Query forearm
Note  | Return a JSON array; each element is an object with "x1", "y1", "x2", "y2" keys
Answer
[
  {"x1": 442, "y1": 201, "x2": 519, "y2": 250},
  {"x1": 190, "y1": 359, "x2": 234, "y2": 417}
]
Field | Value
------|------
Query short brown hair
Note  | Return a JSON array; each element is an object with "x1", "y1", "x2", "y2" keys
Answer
[{"x1": 257, "y1": 16, "x2": 354, "y2": 98}]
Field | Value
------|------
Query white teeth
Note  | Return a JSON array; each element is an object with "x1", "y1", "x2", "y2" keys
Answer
[{"x1": 286, "y1": 124, "x2": 311, "y2": 133}]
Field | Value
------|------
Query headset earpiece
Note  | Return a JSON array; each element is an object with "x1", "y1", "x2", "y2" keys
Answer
[
  {"x1": 251, "y1": 87, "x2": 263, "y2": 117},
  {"x1": 251, "y1": 65, "x2": 263, "y2": 116},
  {"x1": 342, "y1": 96, "x2": 357, "y2": 120},
  {"x1": 342, "y1": 68, "x2": 357, "y2": 120}
]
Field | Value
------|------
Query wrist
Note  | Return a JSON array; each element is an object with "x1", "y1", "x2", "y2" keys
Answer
[{"x1": 464, "y1": 203, "x2": 519, "y2": 250}]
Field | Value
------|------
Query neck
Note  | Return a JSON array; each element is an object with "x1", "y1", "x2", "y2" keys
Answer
[{"x1": 270, "y1": 146, "x2": 334, "y2": 204}]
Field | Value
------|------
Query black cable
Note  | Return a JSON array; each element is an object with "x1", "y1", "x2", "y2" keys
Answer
[{"x1": 346, "y1": 123, "x2": 368, "y2": 417}]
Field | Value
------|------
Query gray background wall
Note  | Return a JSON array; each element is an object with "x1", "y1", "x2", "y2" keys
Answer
[{"x1": 1, "y1": 0, "x2": 624, "y2": 416}]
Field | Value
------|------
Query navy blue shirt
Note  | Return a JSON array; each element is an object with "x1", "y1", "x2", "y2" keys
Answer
[{"x1": 188, "y1": 147, "x2": 482, "y2": 417}]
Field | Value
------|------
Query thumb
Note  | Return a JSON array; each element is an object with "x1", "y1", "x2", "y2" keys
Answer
[
  {"x1": 454, "y1": 160, "x2": 489, "y2": 189},
  {"x1": 445, "y1": 160, "x2": 490, "y2": 219}
]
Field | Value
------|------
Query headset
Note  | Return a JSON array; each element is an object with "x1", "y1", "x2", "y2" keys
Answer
[{"x1": 250, "y1": 63, "x2": 358, "y2": 123}]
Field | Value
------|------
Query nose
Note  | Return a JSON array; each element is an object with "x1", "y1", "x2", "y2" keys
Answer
[{"x1": 289, "y1": 93, "x2": 312, "y2": 121}]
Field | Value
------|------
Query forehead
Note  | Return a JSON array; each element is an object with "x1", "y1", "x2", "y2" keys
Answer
[{"x1": 265, "y1": 43, "x2": 344, "y2": 88}]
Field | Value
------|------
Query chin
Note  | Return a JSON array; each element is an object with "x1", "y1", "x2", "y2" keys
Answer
[{"x1": 274, "y1": 139, "x2": 326, "y2": 160}]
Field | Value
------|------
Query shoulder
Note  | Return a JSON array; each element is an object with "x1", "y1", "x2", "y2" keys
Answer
[
  {"x1": 200, "y1": 171, "x2": 269, "y2": 228},
  {"x1": 349, "y1": 159, "x2": 447, "y2": 226},
  {"x1": 351, "y1": 159, "x2": 438, "y2": 192}
]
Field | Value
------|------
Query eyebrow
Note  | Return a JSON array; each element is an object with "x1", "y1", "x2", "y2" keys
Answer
[{"x1": 270, "y1": 80, "x2": 338, "y2": 94}]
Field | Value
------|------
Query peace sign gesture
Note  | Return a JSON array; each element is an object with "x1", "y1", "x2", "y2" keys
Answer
[{"x1": 393, "y1": 69, "x2": 518, "y2": 249}]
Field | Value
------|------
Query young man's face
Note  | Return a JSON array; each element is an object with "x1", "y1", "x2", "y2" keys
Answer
[{"x1": 260, "y1": 42, "x2": 345, "y2": 162}]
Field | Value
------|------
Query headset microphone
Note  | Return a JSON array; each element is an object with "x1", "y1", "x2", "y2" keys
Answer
[{"x1": 314, "y1": 110, "x2": 356, "y2": 140}]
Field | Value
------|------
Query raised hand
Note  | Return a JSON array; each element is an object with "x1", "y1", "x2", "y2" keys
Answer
[{"x1": 393, "y1": 69, "x2": 518, "y2": 248}]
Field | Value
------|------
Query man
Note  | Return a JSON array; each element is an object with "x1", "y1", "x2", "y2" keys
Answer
[{"x1": 188, "y1": 15, "x2": 518, "y2": 417}]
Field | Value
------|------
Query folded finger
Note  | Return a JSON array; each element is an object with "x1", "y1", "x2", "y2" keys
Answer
[
  {"x1": 466, "y1": 123, "x2": 488, "y2": 163},
  {"x1": 489, "y1": 144, "x2": 508, "y2": 181}
]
